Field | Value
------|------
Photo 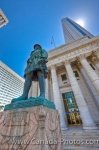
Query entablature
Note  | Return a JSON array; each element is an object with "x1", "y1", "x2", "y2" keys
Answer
[{"x1": 48, "y1": 36, "x2": 99, "y2": 67}]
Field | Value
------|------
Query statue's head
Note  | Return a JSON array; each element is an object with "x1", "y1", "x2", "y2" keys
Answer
[{"x1": 34, "y1": 44, "x2": 42, "y2": 50}]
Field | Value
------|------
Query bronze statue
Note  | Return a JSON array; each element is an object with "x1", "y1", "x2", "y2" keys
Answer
[
  {"x1": 13, "y1": 44, "x2": 48, "y2": 101},
  {"x1": 4, "y1": 44, "x2": 56, "y2": 110}
]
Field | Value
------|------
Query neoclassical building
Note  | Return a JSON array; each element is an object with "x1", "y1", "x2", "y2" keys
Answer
[
  {"x1": 29, "y1": 18, "x2": 99, "y2": 131},
  {"x1": 47, "y1": 36, "x2": 99, "y2": 130}
]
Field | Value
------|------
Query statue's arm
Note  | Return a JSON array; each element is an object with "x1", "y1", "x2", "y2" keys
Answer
[
  {"x1": 27, "y1": 51, "x2": 34, "y2": 63},
  {"x1": 37, "y1": 49, "x2": 48, "y2": 64},
  {"x1": 41, "y1": 49, "x2": 48, "y2": 59}
]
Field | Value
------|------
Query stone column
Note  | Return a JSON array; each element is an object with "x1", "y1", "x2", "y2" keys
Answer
[
  {"x1": 45, "y1": 78, "x2": 49, "y2": 99},
  {"x1": 80, "y1": 67, "x2": 99, "y2": 106},
  {"x1": 95, "y1": 62, "x2": 99, "y2": 70},
  {"x1": 28, "y1": 82, "x2": 33, "y2": 98},
  {"x1": 50, "y1": 65, "x2": 67, "y2": 129},
  {"x1": 32, "y1": 81, "x2": 38, "y2": 97},
  {"x1": 28, "y1": 81, "x2": 38, "y2": 98},
  {"x1": 64, "y1": 61, "x2": 97, "y2": 129},
  {"x1": 80, "y1": 56, "x2": 99, "y2": 93}
]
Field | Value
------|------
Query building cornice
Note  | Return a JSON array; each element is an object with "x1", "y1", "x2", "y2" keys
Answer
[
  {"x1": 48, "y1": 36, "x2": 99, "y2": 60},
  {"x1": 47, "y1": 36, "x2": 99, "y2": 67}
]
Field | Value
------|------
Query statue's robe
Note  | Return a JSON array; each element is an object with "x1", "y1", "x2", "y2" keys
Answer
[{"x1": 24, "y1": 49, "x2": 48, "y2": 81}]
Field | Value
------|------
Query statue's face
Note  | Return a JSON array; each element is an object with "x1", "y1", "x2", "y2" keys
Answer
[
  {"x1": 34, "y1": 45, "x2": 41, "y2": 50},
  {"x1": 35, "y1": 46, "x2": 40, "y2": 50}
]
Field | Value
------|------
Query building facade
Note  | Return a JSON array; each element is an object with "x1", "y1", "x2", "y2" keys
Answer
[
  {"x1": 0, "y1": 9, "x2": 8, "y2": 28},
  {"x1": 29, "y1": 18, "x2": 99, "y2": 130},
  {"x1": 0, "y1": 61, "x2": 24, "y2": 109},
  {"x1": 47, "y1": 36, "x2": 99, "y2": 130}
]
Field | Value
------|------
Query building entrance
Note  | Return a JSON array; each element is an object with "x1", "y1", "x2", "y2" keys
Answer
[{"x1": 62, "y1": 91, "x2": 82, "y2": 126}]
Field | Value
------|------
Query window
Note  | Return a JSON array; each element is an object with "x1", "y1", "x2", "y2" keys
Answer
[
  {"x1": 61, "y1": 74, "x2": 67, "y2": 81},
  {"x1": 73, "y1": 71, "x2": 79, "y2": 78}
]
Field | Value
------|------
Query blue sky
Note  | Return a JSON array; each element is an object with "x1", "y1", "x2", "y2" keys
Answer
[{"x1": 0, "y1": 0, "x2": 99, "y2": 76}]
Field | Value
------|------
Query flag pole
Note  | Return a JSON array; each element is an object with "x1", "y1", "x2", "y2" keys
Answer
[{"x1": 51, "y1": 36, "x2": 56, "y2": 48}]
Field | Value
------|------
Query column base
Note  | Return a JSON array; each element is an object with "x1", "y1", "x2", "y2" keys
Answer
[{"x1": 61, "y1": 127, "x2": 68, "y2": 131}]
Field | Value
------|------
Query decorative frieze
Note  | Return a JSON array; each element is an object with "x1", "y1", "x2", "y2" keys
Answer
[{"x1": 48, "y1": 38, "x2": 99, "y2": 67}]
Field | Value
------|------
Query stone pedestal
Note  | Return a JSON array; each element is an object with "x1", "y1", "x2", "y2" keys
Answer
[{"x1": 0, "y1": 106, "x2": 63, "y2": 150}]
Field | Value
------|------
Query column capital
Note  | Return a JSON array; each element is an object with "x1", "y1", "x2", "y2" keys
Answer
[
  {"x1": 50, "y1": 65, "x2": 56, "y2": 70},
  {"x1": 90, "y1": 51, "x2": 97, "y2": 63},
  {"x1": 76, "y1": 59, "x2": 82, "y2": 68},
  {"x1": 63, "y1": 60, "x2": 71, "y2": 66},
  {"x1": 94, "y1": 50, "x2": 99, "y2": 59},
  {"x1": 76, "y1": 54, "x2": 86, "y2": 61}
]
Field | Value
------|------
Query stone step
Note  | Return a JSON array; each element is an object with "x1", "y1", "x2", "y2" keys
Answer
[
  {"x1": 63, "y1": 147, "x2": 99, "y2": 150},
  {"x1": 61, "y1": 129, "x2": 99, "y2": 150}
]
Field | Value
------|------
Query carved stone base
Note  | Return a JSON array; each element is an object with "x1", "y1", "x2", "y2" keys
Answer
[{"x1": 0, "y1": 106, "x2": 63, "y2": 150}]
